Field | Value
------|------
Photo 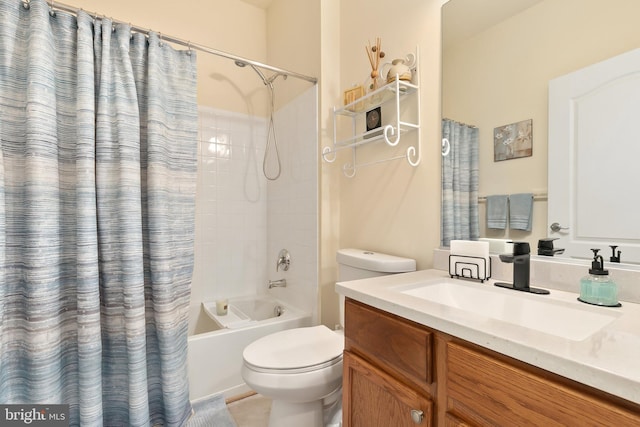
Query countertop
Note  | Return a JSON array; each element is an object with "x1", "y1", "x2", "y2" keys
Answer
[{"x1": 336, "y1": 269, "x2": 640, "y2": 405}]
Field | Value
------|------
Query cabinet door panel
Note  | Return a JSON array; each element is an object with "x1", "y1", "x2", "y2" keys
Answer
[
  {"x1": 446, "y1": 341, "x2": 640, "y2": 426},
  {"x1": 343, "y1": 351, "x2": 432, "y2": 427}
]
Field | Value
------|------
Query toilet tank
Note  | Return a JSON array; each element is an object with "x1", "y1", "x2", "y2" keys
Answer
[
  {"x1": 337, "y1": 248, "x2": 416, "y2": 280},
  {"x1": 336, "y1": 248, "x2": 416, "y2": 326}
]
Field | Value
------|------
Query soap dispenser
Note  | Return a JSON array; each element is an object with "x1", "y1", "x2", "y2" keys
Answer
[{"x1": 578, "y1": 249, "x2": 621, "y2": 307}]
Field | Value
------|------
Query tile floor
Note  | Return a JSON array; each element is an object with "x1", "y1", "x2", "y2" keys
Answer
[{"x1": 227, "y1": 393, "x2": 272, "y2": 427}]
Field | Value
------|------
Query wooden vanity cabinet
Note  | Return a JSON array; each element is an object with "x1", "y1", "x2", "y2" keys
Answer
[
  {"x1": 343, "y1": 298, "x2": 435, "y2": 426},
  {"x1": 343, "y1": 298, "x2": 640, "y2": 427}
]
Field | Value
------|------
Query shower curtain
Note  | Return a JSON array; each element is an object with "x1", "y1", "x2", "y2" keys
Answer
[
  {"x1": 441, "y1": 119, "x2": 479, "y2": 246},
  {"x1": 0, "y1": 0, "x2": 197, "y2": 425}
]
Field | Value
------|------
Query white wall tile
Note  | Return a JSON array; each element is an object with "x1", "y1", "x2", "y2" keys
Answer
[{"x1": 191, "y1": 88, "x2": 318, "y2": 323}]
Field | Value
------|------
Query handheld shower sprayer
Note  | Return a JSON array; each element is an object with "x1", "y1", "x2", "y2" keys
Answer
[{"x1": 234, "y1": 60, "x2": 289, "y2": 180}]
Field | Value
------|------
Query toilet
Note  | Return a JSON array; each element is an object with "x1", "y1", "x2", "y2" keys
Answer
[{"x1": 241, "y1": 248, "x2": 416, "y2": 427}]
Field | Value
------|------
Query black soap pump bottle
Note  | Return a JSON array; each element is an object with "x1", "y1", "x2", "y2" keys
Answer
[{"x1": 578, "y1": 249, "x2": 620, "y2": 307}]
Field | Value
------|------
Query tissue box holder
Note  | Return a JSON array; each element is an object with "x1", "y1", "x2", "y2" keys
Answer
[{"x1": 449, "y1": 254, "x2": 491, "y2": 283}]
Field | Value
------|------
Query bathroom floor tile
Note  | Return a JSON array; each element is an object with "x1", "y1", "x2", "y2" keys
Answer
[{"x1": 227, "y1": 393, "x2": 272, "y2": 427}]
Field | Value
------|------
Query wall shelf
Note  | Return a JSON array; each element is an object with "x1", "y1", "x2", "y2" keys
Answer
[{"x1": 323, "y1": 52, "x2": 421, "y2": 178}]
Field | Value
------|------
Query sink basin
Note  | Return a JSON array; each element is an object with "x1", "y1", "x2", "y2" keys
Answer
[{"x1": 395, "y1": 279, "x2": 619, "y2": 341}]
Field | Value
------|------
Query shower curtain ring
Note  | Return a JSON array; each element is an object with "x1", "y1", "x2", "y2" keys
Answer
[
  {"x1": 49, "y1": 0, "x2": 56, "y2": 16},
  {"x1": 22, "y1": 0, "x2": 30, "y2": 10},
  {"x1": 187, "y1": 41, "x2": 192, "y2": 56}
]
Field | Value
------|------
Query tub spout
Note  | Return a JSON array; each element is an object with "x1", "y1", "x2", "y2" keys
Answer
[{"x1": 268, "y1": 279, "x2": 287, "y2": 289}]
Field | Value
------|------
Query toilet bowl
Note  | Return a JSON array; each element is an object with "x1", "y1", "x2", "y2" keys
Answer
[
  {"x1": 242, "y1": 325, "x2": 344, "y2": 427},
  {"x1": 241, "y1": 249, "x2": 416, "y2": 427}
]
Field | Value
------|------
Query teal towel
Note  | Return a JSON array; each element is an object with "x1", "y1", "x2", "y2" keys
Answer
[
  {"x1": 510, "y1": 193, "x2": 534, "y2": 231},
  {"x1": 486, "y1": 195, "x2": 508, "y2": 229}
]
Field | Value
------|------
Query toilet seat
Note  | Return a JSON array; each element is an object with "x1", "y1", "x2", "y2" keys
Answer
[{"x1": 243, "y1": 325, "x2": 344, "y2": 374}]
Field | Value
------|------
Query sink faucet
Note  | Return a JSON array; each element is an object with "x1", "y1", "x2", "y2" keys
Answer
[
  {"x1": 609, "y1": 245, "x2": 621, "y2": 263},
  {"x1": 495, "y1": 242, "x2": 550, "y2": 295},
  {"x1": 268, "y1": 278, "x2": 287, "y2": 289}
]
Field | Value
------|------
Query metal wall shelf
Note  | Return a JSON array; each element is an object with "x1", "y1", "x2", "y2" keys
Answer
[{"x1": 322, "y1": 51, "x2": 421, "y2": 178}]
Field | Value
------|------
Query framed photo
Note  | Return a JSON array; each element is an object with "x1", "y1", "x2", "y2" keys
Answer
[
  {"x1": 494, "y1": 119, "x2": 532, "y2": 161},
  {"x1": 364, "y1": 106, "x2": 382, "y2": 139}
]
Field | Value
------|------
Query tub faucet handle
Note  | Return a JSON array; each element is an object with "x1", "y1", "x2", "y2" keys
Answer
[{"x1": 276, "y1": 249, "x2": 290, "y2": 272}]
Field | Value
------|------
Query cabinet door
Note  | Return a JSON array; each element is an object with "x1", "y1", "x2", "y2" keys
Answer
[
  {"x1": 446, "y1": 341, "x2": 640, "y2": 426},
  {"x1": 343, "y1": 350, "x2": 432, "y2": 427}
]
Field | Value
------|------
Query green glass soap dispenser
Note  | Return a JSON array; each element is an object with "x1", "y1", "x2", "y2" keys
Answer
[{"x1": 578, "y1": 249, "x2": 621, "y2": 307}]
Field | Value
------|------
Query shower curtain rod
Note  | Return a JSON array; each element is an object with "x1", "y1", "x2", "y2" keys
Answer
[{"x1": 40, "y1": 0, "x2": 318, "y2": 85}]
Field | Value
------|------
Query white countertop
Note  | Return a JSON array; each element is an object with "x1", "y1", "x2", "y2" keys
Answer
[{"x1": 336, "y1": 269, "x2": 640, "y2": 405}]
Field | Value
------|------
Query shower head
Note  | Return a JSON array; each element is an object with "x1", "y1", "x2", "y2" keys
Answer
[
  {"x1": 266, "y1": 72, "x2": 287, "y2": 85},
  {"x1": 250, "y1": 65, "x2": 269, "y2": 86},
  {"x1": 243, "y1": 64, "x2": 286, "y2": 87}
]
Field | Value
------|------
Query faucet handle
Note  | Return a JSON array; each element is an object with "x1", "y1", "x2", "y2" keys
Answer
[
  {"x1": 276, "y1": 249, "x2": 290, "y2": 272},
  {"x1": 512, "y1": 241, "x2": 530, "y2": 255}
]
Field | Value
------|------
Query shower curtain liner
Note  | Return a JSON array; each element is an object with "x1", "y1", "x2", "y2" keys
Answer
[
  {"x1": 0, "y1": 0, "x2": 198, "y2": 425},
  {"x1": 441, "y1": 119, "x2": 479, "y2": 246}
]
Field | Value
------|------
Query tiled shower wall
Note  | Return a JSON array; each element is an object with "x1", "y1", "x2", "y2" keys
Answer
[
  {"x1": 190, "y1": 86, "x2": 318, "y2": 326},
  {"x1": 265, "y1": 87, "x2": 318, "y2": 322}
]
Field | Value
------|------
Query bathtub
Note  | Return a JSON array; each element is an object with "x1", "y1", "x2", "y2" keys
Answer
[{"x1": 187, "y1": 294, "x2": 311, "y2": 401}]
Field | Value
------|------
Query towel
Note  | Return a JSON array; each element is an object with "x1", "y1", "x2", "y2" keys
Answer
[
  {"x1": 486, "y1": 195, "x2": 508, "y2": 229},
  {"x1": 509, "y1": 193, "x2": 534, "y2": 231}
]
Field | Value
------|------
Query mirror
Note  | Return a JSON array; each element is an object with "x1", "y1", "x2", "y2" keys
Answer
[{"x1": 441, "y1": 0, "x2": 640, "y2": 264}]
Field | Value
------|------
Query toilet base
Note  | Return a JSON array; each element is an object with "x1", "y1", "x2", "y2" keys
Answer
[{"x1": 269, "y1": 399, "x2": 323, "y2": 427}]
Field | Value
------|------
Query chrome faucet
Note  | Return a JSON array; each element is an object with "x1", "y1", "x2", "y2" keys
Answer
[
  {"x1": 268, "y1": 279, "x2": 287, "y2": 289},
  {"x1": 495, "y1": 242, "x2": 550, "y2": 295},
  {"x1": 276, "y1": 249, "x2": 290, "y2": 272}
]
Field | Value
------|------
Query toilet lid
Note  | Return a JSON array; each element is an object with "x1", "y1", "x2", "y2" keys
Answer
[{"x1": 243, "y1": 325, "x2": 344, "y2": 372}]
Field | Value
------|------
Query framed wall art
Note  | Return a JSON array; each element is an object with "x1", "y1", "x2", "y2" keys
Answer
[{"x1": 493, "y1": 119, "x2": 532, "y2": 161}]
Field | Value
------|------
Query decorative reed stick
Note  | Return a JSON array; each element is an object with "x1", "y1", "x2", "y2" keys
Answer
[{"x1": 365, "y1": 38, "x2": 385, "y2": 91}]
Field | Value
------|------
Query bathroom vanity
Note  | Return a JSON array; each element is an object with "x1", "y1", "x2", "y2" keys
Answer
[{"x1": 338, "y1": 269, "x2": 640, "y2": 426}]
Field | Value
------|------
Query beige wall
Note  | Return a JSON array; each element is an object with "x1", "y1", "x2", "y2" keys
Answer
[
  {"x1": 318, "y1": 0, "x2": 342, "y2": 328},
  {"x1": 315, "y1": 0, "x2": 446, "y2": 328},
  {"x1": 335, "y1": 0, "x2": 445, "y2": 268},
  {"x1": 442, "y1": 0, "x2": 640, "y2": 248},
  {"x1": 267, "y1": 0, "x2": 321, "y2": 109}
]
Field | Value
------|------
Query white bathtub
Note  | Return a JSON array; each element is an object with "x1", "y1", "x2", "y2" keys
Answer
[{"x1": 188, "y1": 295, "x2": 311, "y2": 401}]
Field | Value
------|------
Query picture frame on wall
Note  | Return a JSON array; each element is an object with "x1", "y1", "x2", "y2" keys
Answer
[{"x1": 493, "y1": 119, "x2": 532, "y2": 161}]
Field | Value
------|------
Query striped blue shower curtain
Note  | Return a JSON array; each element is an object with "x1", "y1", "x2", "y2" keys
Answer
[
  {"x1": 441, "y1": 119, "x2": 479, "y2": 246},
  {"x1": 0, "y1": 0, "x2": 198, "y2": 425}
]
